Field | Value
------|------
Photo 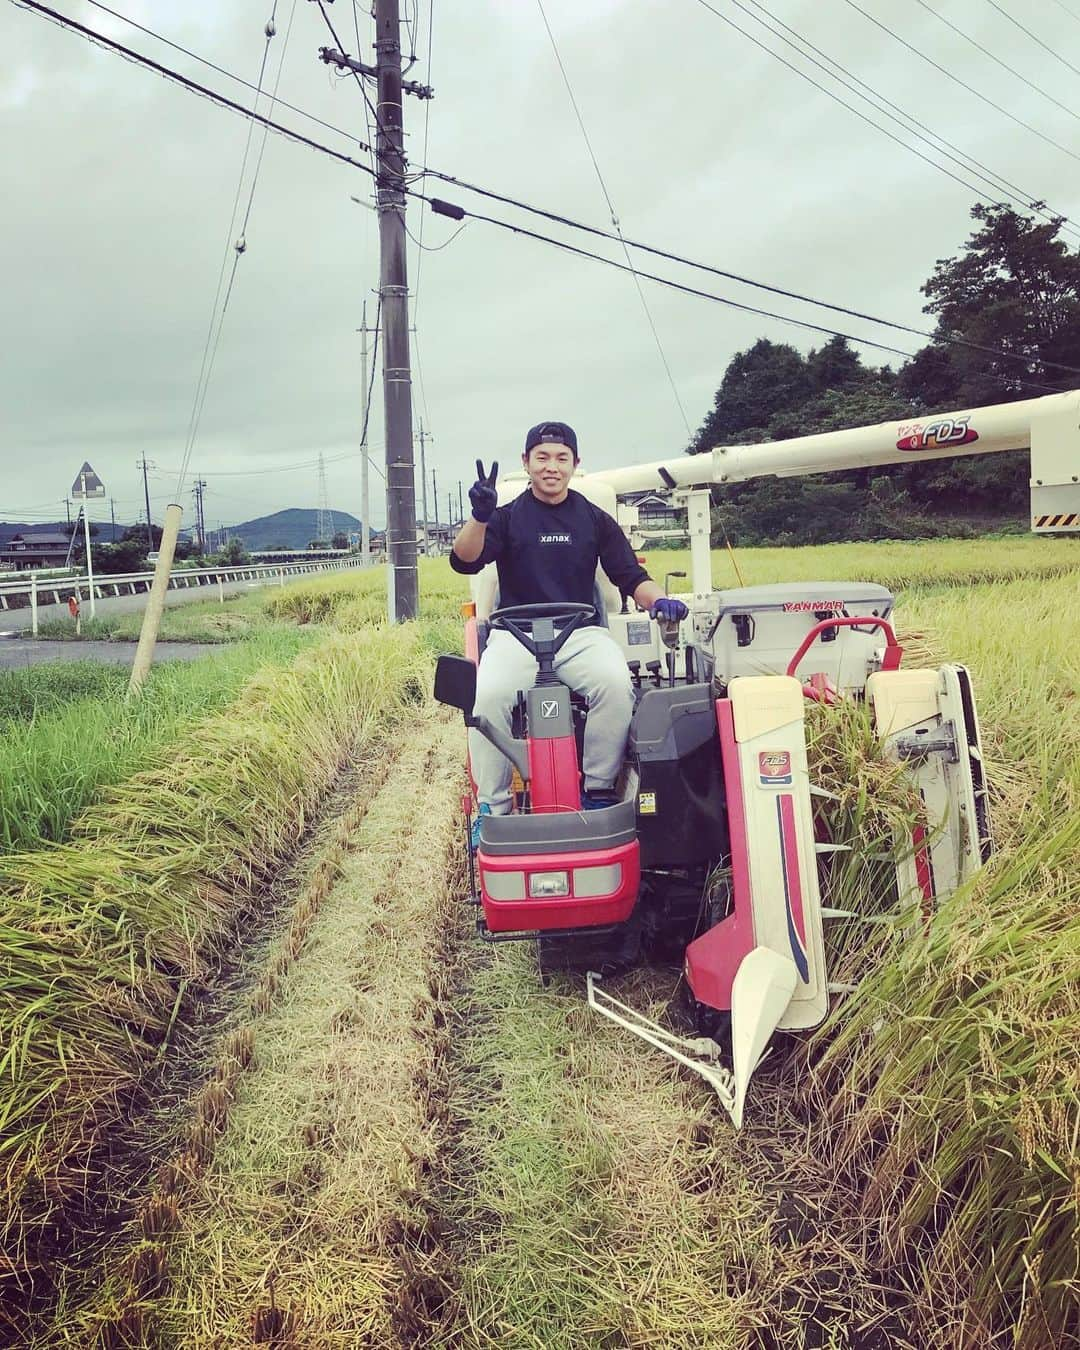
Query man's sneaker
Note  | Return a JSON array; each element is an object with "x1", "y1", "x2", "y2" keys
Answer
[
  {"x1": 470, "y1": 802, "x2": 492, "y2": 850},
  {"x1": 581, "y1": 789, "x2": 620, "y2": 811}
]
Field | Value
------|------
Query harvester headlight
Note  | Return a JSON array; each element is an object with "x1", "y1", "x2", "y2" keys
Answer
[{"x1": 528, "y1": 870, "x2": 571, "y2": 898}]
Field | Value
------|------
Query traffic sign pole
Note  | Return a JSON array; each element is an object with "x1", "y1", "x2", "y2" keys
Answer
[
  {"x1": 71, "y1": 461, "x2": 106, "y2": 622},
  {"x1": 81, "y1": 473, "x2": 96, "y2": 619}
]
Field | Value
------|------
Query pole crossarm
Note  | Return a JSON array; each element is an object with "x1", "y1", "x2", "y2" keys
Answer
[{"x1": 318, "y1": 46, "x2": 433, "y2": 98}]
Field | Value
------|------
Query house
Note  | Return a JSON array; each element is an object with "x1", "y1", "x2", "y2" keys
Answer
[
  {"x1": 622, "y1": 491, "x2": 681, "y2": 530},
  {"x1": 0, "y1": 531, "x2": 72, "y2": 568}
]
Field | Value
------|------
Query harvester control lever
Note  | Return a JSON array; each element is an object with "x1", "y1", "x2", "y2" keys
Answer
[
  {"x1": 646, "y1": 659, "x2": 662, "y2": 687},
  {"x1": 627, "y1": 660, "x2": 642, "y2": 688}
]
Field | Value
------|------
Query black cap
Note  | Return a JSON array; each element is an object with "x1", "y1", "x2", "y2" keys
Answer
[{"x1": 524, "y1": 420, "x2": 578, "y2": 458}]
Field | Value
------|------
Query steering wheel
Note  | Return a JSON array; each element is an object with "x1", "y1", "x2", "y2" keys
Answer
[{"x1": 488, "y1": 601, "x2": 597, "y2": 661}]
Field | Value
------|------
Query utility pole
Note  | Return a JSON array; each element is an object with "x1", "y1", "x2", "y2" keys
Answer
[
  {"x1": 357, "y1": 300, "x2": 377, "y2": 565},
  {"x1": 431, "y1": 466, "x2": 439, "y2": 556},
  {"x1": 320, "y1": 3, "x2": 434, "y2": 620},
  {"x1": 110, "y1": 498, "x2": 116, "y2": 540},
  {"x1": 416, "y1": 418, "x2": 431, "y2": 556},
  {"x1": 64, "y1": 499, "x2": 71, "y2": 526},
  {"x1": 139, "y1": 454, "x2": 154, "y2": 548},
  {"x1": 457, "y1": 481, "x2": 464, "y2": 532},
  {"x1": 375, "y1": 0, "x2": 417, "y2": 618},
  {"x1": 192, "y1": 479, "x2": 207, "y2": 554}
]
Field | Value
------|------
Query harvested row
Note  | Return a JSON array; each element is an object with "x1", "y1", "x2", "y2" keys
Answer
[
  {"x1": 150, "y1": 715, "x2": 464, "y2": 1346},
  {"x1": 0, "y1": 626, "x2": 431, "y2": 1333}
]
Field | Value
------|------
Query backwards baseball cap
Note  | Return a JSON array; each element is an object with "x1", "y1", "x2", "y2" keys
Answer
[{"x1": 524, "y1": 420, "x2": 578, "y2": 458}]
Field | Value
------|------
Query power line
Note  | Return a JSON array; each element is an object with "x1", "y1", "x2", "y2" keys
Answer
[
  {"x1": 410, "y1": 0, "x2": 435, "y2": 433},
  {"x1": 693, "y1": 0, "x2": 1080, "y2": 236},
  {"x1": 908, "y1": 0, "x2": 1080, "y2": 127},
  {"x1": 537, "y1": 0, "x2": 692, "y2": 437},
  {"x1": 419, "y1": 191, "x2": 1069, "y2": 393},
  {"x1": 840, "y1": 0, "x2": 1080, "y2": 165},
  {"x1": 1048, "y1": 0, "x2": 1080, "y2": 24},
  {"x1": 10, "y1": 0, "x2": 375, "y2": 172},
  {"x1": 315, "y1": 0, "x2": 396, "y2": 160},
  {"x1": 79, "y1": 0, "x2": 369, "y2": 151},
  {"x1": 727, "y1": 0, "x2": 1080, "y2": 239},
  {"x1": 984, "y1": 0, "x2": 1080, "y2": 81},
  {"x1": 15, "y1": 0, "x2": 1080, "y2": 390},
  {"x1": 176, "y1": 0, "x2": 297, "y2": 497},
  {"x1": 419, "y1": 171, "x2": 1080, "y2": 378}
]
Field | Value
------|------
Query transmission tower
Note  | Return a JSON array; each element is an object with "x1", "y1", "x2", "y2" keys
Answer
[{"x1": 316, "y1": 453, "x2": 335, "y2": 543}]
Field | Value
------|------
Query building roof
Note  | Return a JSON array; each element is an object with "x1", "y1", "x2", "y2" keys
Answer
[{"x1": 5, "y1": 531, "x2": 71, "y2": 545}]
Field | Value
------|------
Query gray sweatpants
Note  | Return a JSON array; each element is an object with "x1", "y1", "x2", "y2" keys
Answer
[{"x1": 469, "y1": 626, "x2": 635, "y2": 813}]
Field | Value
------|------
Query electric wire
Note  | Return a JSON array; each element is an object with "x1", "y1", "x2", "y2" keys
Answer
[
  {"x1": 79, "y1": 0, "x2": 368, "y2": 150},
  {"x1": 909, "y1": 0, "x2": 1080, "y2": 126},
  {"x1": 729, "y1": 0, "x2": 1080, "y2": 239},
  {"x1": 537, "y1": 0, "x2": 693, "y2": 438},
  {"x1": 1049, "y1": 0, "x2": 1080, "y2": 23},
  {"x1": 690, "y1": 0, "x2": 983, "y2": 198},
  {"x1": 420, "y1": 192, "x2": 1068, "y2": 394},
  {"x1": 315, "y1": 0, "x2": 396, "y2": 166},
  {"x1": 176, "y1": 0, "x2": 296, "y2": 498},
  {"x1": 419, "y1": 170, "x2": 1080, "y2": 379},
  {"x1": 10, "y1": 3, "x2": 376, "y2": 172},
  {"x1": 695, "y1": 0, "x2": 1080, "y2": 231},
  {"x1": 410, "y1": 0, "x2": 435, "y2": 434},
  {"x1": 984, "y1": 0, "x2": 1080, "y2": 81},
  {"x1": 14, "y1": 0, "x2": 1080, "y2": 394},
  {"x1": 840, "y1": 0, "x2": 1080, "y2": 165}
]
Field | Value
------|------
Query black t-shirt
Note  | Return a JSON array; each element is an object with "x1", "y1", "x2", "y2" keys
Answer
[{"x1": 450, "y1": 488, "x2": 650, "y2": 614}]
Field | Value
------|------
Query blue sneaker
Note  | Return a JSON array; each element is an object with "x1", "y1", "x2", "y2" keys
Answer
[
  {"x1": 471, "y1": 802, "x2": 492, "y2": 850},
  {"x1": 581, "y1": 790, "x2": 620, "y2": 811}
]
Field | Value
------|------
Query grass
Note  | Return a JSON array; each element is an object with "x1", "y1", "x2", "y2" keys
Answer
[
  {"x1": 0, "y1": 631, "x2": 313, "y2": 854},
  {"x1": 0, "y1": 660, "x2": 128, "y2": 723},
  {"x1": 34, "y1": 589, "x2": 292, "y2": 643},
  {"x1": 0, "y1": 624, "x2": 434, "y2": 1331}
]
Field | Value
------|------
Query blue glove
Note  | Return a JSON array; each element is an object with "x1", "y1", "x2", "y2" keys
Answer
[
  {"x1": 469, "y1": 459, "x2": 499, "y2": 523},
  {"x1": 650, "y1": 597, "x2": 689, "y2": 622}
]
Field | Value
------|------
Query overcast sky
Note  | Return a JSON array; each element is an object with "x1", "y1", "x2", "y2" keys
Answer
[{"x1": 4, "y1": 0, "x2": 1080, "y2": 533}]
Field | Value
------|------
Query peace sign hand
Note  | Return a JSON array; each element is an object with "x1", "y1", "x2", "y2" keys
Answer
[{"x1": 469, "y1": 459, "x2": 500, "y2": 522}]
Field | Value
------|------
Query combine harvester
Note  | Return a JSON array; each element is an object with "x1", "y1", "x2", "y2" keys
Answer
[{"x1": 435, "y1": 391, "x2": 1079, "y2": 1127}]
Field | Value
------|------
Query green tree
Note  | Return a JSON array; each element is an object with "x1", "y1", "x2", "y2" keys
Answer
[
  {"x1": 331, "y1": 531, "x2": 349, "y2": 550},
  {"x1": 687, "y1": 339, "x2": 813, "y2": 452},
  {"x1": 903, "y1": 202, "x2": 1080, "y2": 408},
  {"x1": 215, "y1": 538, "x2": 250, "y2": 565}
]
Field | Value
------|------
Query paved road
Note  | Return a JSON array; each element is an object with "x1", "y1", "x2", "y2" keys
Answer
[
  {"x1": 0, "y1": 640, "x2": 225, "y2": 670},
  {"x1": 0, "y1": 577, "x2": 271, "y2": 635}
]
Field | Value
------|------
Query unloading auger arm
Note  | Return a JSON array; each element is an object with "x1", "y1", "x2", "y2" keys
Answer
[{"x1": 584, "y1": 389, "x2": 1080, "y2": 534}]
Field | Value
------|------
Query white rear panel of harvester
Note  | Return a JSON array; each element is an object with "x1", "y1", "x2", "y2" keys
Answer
[{"x1": 708, "y1": 582, "x2": 895, "y2": 692}]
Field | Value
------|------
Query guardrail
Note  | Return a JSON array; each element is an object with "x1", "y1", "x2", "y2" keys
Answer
[{"x1": 0, "y1": 555, "x2": 370, "y2": 634}]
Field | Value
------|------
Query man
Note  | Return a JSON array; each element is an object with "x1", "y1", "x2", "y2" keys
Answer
[{"x1": 450, "y1": 419, "x2": 688, "y2": 826}]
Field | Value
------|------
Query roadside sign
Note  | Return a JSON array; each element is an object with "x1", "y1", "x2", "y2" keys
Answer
[{"x1": 71, "y1": 462, "x2": 106, "y2": 499}]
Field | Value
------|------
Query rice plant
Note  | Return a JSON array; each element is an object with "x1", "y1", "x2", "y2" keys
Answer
[{"x1": 0, "y1": 625, "x2": 433, "y2": 1314}]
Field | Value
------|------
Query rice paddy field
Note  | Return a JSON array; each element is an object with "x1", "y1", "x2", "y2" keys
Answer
[{"x1": 1, "y1": 537, "x2": 1077, "y2": 1349}]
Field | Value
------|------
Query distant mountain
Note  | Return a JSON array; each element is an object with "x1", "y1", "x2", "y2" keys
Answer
[
  {"x1": 227, "y1": 508, "x2": 368, "y2": 551},
  {"x1": 0, "y1": 520, "x2": 128, "y2": 544}
]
